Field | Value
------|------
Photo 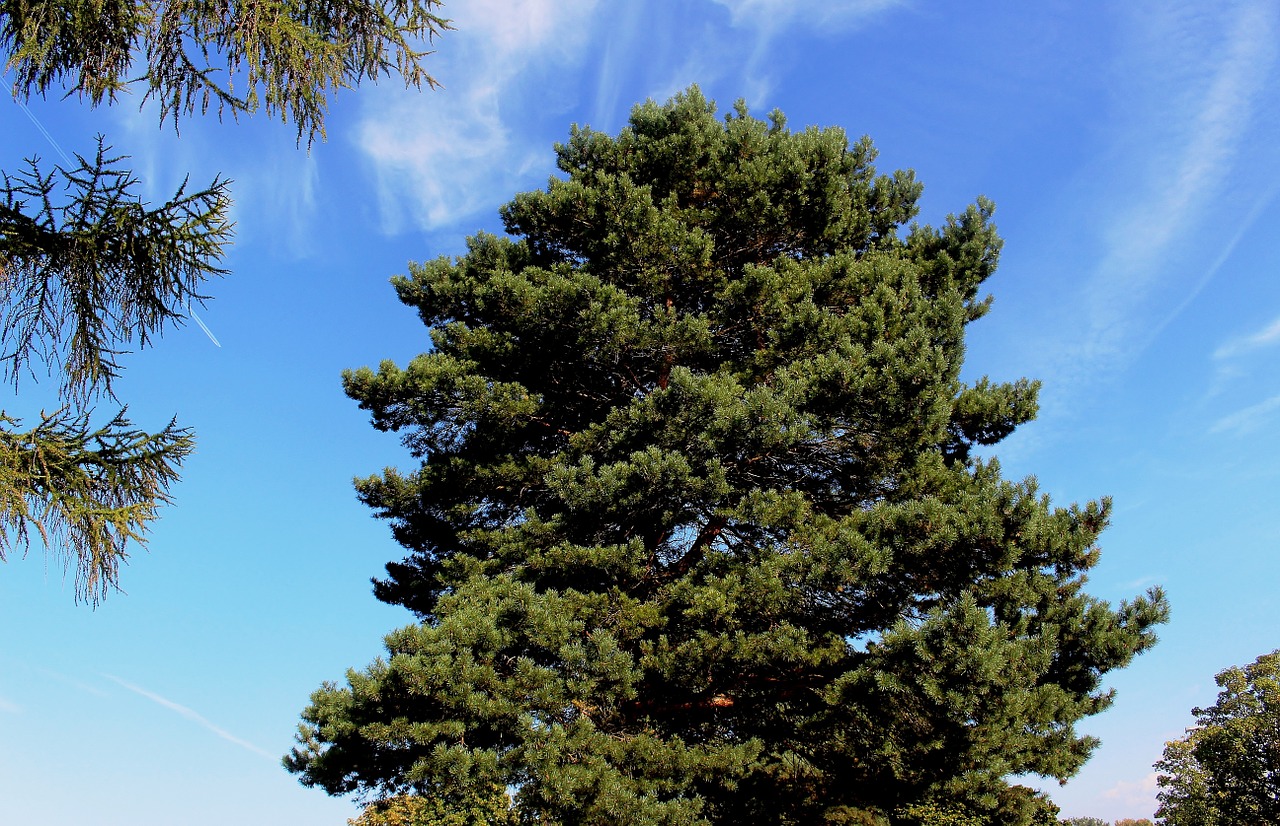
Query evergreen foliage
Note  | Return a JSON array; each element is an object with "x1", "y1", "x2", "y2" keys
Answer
[
  {"x1": 0, "y1": 407, "x2": 190, "y2": 603},
  {"x1": 2, "y1": 0, "x2": 450, "y2": 142},
  {"x1": 1, "y1": 0, "x2": 448, "y2": 599},
  {"x1": 1155, "y1": 650, "x2": 1280, "y2": 826},
  {"x1": 1, "y1": 139, "x2": 231, "y2": 396},
  {"x1": 287, "y1": 89, "x2": 1169, "y2": 825},
  {"x1": 0, "y1": 139, "x2": 226, "y2": 602}
]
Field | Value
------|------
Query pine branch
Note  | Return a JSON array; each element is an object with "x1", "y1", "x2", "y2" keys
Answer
[
  {"x1": 669, "y1": 514, "x2": 726, "y2": 577},
  {"x1": 0, "y1": 407, "x2": 193, "y2": 604}
]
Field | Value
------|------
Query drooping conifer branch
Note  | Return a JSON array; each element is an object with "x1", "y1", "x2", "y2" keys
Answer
[
  {"x1": 0, "y1": 139, "x2": 232, "y2": 398},
  {"x1": 0, "y1": 139, "x2": 226, "y2": 601},
  {"x1": 0, "y1": 407, "x2": 192, "y2": 604},
  {"x1": 2, "y1": 0, "x2": 452, "y2": 144}
]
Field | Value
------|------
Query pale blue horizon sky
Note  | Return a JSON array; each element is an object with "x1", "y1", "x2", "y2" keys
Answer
[{"x1": 3, "y1": 1, "x2": 1279, "y2": 823}]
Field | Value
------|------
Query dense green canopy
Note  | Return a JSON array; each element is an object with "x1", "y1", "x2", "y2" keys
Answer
[
  {"x1": 1156, "y1": 650, "x2": 1280, "y2": 826},
  {"x1": 288, "y1": 88, "x2": 1168, "y2": 826}
]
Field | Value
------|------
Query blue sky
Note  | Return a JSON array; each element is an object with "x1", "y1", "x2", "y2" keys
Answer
[{"x1": 2, "y1": 0, "x2": 1279, "y2": 822}]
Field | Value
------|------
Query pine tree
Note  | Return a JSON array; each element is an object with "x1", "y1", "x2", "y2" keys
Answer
[
  {"x1": 1, "y1": 0, "x2": 449, "y2": 600},
  {"x1": 287, "y1": 88, "x2": 1169, "y2": 825}
]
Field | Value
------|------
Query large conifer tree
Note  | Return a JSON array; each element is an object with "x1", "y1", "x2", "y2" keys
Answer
[{"x1": 288, "y1": 89, "x2": 1168, "y2": 826}]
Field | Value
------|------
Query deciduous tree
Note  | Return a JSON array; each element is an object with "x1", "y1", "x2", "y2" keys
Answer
[
  {"x1": 287, "y1": 88, "x2": 1168, "y2": 825},
  {"x1": 348, "y1": 789, "x2": 516, "y2": 826},
  {"x1": 1155, "y1": 650, "x2": 1280, "y2": 826}
]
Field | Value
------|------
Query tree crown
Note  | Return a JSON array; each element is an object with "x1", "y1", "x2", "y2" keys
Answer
[
  {"x1": 288, "y1": 88, "x2": 1168, "y2": 826},
  {"x1": 1156, "y1": 650, "x2": 1280, "y2": 826}
]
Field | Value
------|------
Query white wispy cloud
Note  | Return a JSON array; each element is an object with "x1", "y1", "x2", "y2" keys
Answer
[
  {"x1": 588, "y1": 2, "x2": 647, "y2": 130},
  {"x1": 1209, "y1": 393, "x2": 1280, "y2": 436},
  {"x1": 355, "y1": 0, "x2": 918, "y2": 233},
  {"x1": 1080, "y1": 0, "x2": 1277, "y2": 367},
  {"x1": 356, "y1": 0, "x2": 600, "y2": 233},
  {"x1": 105, "y1": 97, "x2": 324, "y2": 261},
  {"x1": 236, "y1": 144, "x2": 321, "y2": 254},
  {"x1": 1103, "y1": 771, "x2": 1160, "y2": 806},
  {"x1": 711, "y1": 0, "x2": 906, "y2": 31},
  {"x1": 1214, "y1": 314, "x2": 1280, "y2": 360},
  {"x1": 0, "y1": 694, "x2": 20, "y2": 713},
  {"x1": 1014, "y1": 0, "x2": 1280, "y2": 429},
  {"x1": 104, "y1": 674, "x2": 275, "y2": 760},
  {"x1": 1150, "y1": 181, "x2": 1280, "y2": 348},
  {"x1": 1205, "y1": 305, "x2": 1280, "y2": 402},
  {"x1": 707, "y1": 0, "x2": 908, "y2": 104},
  {"x1": 1122, "y1": 574, "x2": 1162, "y2": 591},
  {"x1": 359, "y1": 86, "x2": 528, "y2": 232}
]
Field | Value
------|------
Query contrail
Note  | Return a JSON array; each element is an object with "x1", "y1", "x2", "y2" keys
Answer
[
  {"x1": 104, "y1": 674, "x2": 275, "y2": 761},
  {"x1": 189, "y1": 302, "x2": 223, "y2": 347}
]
